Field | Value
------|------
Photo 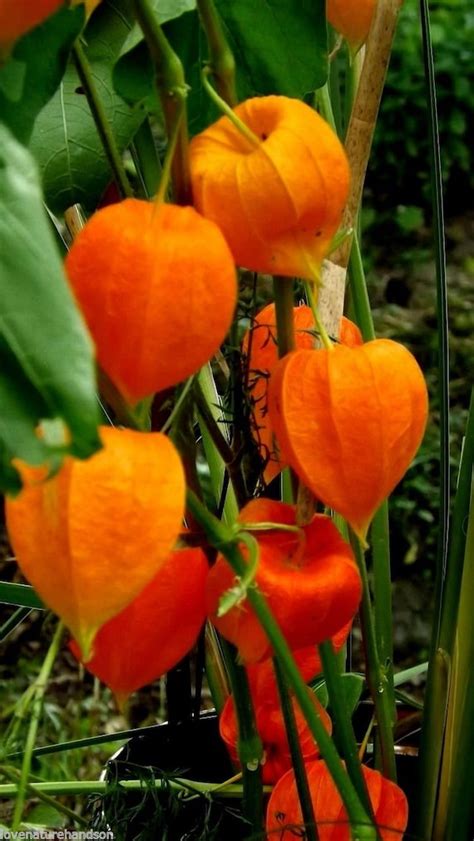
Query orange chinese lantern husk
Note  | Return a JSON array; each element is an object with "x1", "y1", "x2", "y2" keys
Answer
[
  {"x1": 268, "y1": 340, "x2": 428, "y2": 540},
  {"x1": 243, "y1": 305, "x2": 362, "y2": 483},
  {"x1": 327, "y1": 0, "x2": 376, "y2": 50},
  {"x1": 6, "y1": 427, "x2": 185, "y2": 659},
  {"x1": 206, "y1": 499, "x2": 361, "y2": 663},
  {"x1": 220, "y1": 687, "x2": 332, "y2": 784},
  {"x1": 65, "y1": 199, "x2": 237, "y2": 404},
  {"x1": 0, "y1": 0, "x2": 64, "y2": 49},
  {"x1": 190, "y1": 96, "x2": 350, "y2": 279},
  {"x1": 69, "y1": 547, "x2": 208, "y2": 704},
  {"x1": 266, "y1": 760, "x2": 409, "y2": 840}
]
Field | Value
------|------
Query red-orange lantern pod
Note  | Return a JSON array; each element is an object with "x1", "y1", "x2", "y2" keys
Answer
[
  {"x1": 5, "y1": 427, "x2": 185, "y2": 659},
  {"x1": 70, "y1": 547, "x2": 208, "y2": 706},
  {"x1": 206, "y1": 499, "x2": 361, "y2": 663},
  {"x1": 327, "y1": 0, "x2": 376, "y2": 52},
  {"x1": 243, "y1": 304, "x2": 362, "y2": 483},
  {"x1": 268, "y1": 340, "x2": 428, "y2": 541},
  {"x1": 190, "y1": 96, "x2": 350, "y2": 280},
  {"x1": 220, "y1": 688, "x2": 332, "y2": 784},
  {"x1": 65, "y1": 199, "x2": 237, "y2": 404},
  {"x1": 266, "y1": 759, "x2": 409, "y2": 839}
]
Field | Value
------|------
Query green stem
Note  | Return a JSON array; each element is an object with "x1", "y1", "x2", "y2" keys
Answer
[
  {"x1": 315, "y1": 83, "x2": 337, "y2": 133},
  {"x1": 155, "y1": 100, "x2": 186, "y2": 205},
  {"x1": 12, "y1": 622, "x2": 64, "y2": 830},
  {"x1": 349, "y1": 532, "x2": 396, "y2": 782},
  {"x1": 220, "y1": 642, "x2": 264, "y2": 834},
  {"x1": 202, "y1": 67, "x2": 260, "y2": 149},
  {"x1": 318, "y1": 641, "x2": 375, "y2": 825},
  {"x1": 196, "y1": 0, "x2": 237, "y2": 106},
  {"x1": 273, "y1": 277, "x2": 295, "y2": 357},
  {"x1": 348, "y1": 235, "x2": 375, "y2": 341},
  {"x1": 133, "y1": 0, "x2": 191, "y2": 204},
  {"x1": 0, "y1": 607, "x2": 32, "y2": 642},
  {"x1": 1, "y1": 766, "x2": 88, "y2": 828},
  {"x1": 0, "y1": 778, "x2": 271, "y2": 799},
  {"x1": 273, "y1": 659, "x2": 318, "y2": 841},
  {"x1": 186, "y1": 488, "x2": 375, "y2": 838},
  {"x1": 370, "y1": 505, "x2": 396, "y2": 725},
  {"x1": 72, "y1": 42, "x2": 133, "y2": 199}
]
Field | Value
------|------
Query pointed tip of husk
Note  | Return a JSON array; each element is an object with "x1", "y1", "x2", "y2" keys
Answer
[{"x1": 76, "y1": 626, "x2": 98, "y2": 664}]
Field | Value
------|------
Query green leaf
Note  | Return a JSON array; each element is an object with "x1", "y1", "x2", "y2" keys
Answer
[
  {"x1": 114, "y1": 1, "x2": 328, "y2": 136},
  {"x1": 0, "y1": 123, "x2": 101, "y2": 491},
  {"x1": 0, "y1": 582, "x2": 44, "y2": 610},
  {"x1": 24, "y1": 804, "x2": 66, "y2": 829},
  {"x1": 0, "y1": 5, "x2": 85, "y2": 145},
  {"x1": 120, "y1": 0, "x2": 196, "y2": 56},
  {"x1": 29, "y1": 0, "x2": 147, "y2": 214},
  {"x1": 215, "y1": 0, "x2": 327, "y2": 98}
]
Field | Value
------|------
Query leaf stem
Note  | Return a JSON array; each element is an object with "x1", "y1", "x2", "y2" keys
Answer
[
  {"x1": 201, "y1": 67, "x2": 261, "y2": 149},
  {"x1": 132, "y1": 0, "x2": 191, "y2": 204},
  {"x1": 196, "y1": 0, "x2": 237, "y2": 106},
  {"x1": 72, "y1": 42, "x2": 133, "y2": 199},
  {"x1": 12, "y1": 622, "x2": 64, "y2": 830}
]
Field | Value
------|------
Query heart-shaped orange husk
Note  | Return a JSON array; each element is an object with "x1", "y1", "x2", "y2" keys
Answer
[
  {"x1": 190, "y1": 96, "x2": 350, "y2": 279},
  {"x1": 5, "y1": 427, "x2": 185, "y2": 659},
  {"x1": 69, "y1": 547, "x2": 208, "y2": 705},
  {"x1": 220, "y1": 687, "x2": 332, "y2": 785},
  {"x1": 268, "y1": 339, "x2": 428, "y2": 540},
  {"x1": 266, "y1": 760, "x2": 409, "y2": 840},
  {"x1": 206, "y1": 499, "x2": 361, "y2": 664},
  {"x1": 65, "y1": 199, "x2": 237, "y2": 404},
  {"x1": 243, "y1": 304, "x2": 362, "y2": 483}
]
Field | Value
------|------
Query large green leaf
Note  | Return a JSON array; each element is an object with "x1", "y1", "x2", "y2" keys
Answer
[
  {"x1": 0, "y1": 124, "x2": 101, "y2": 493},
  {"x1": 114, "y1": 1, "x2": 327, "y2": 135},
  {"x1": 0, "y1": 5, "x2": 85, "y2": 145},
  {"x1": 29, "y1": 0, "x2": 147, "y2": 215}
]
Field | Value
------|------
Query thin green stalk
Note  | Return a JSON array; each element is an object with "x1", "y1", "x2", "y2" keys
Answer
[
  {"x1": 273, "y1": 659, "x2": 318, "y2": 841},
  {"x1": 220, "y1": 641, "x2": 264, "y2": 834},
  {"x1": 348, "y1": 235, "x2": 375, "y2": 341},
  {"x1": 0, "y1": 778, "x2": 271, "y2": 799},
  {"x1": 442, "y1": 474, "x2": 474, "y2": 840},
  {"x1": 273, "y1": 277, "x2": 295, "y2": 356},
  {"x1": 0, "y1": 608, "x2": 32, "y2": 642},
  {"x1": 130, "y1": 118, "x2": 162, "y2": 198},
  {"x1": 415, "y1": 0, "x2": 451, "y2": 833},
  {"x1": 196, "y1": 0, "x2": 237, "y2": 106},
  {"x1": 72, "y1": 42, "x2": 133, "y2": 199},
  {"x1": 202, "y1": 67, "x2": 260, "y2": 148},
  {"x1": 318, "y1": 640, "x2": 375, "y2": 823},
  {"x1": 12, "y1": 622, "x2": 64, "y2": 830},
  {"x1": 1, "y1": 766, "x2": 87, "y2": 828},
  {"x1": 305, "y1": 281, "x2": 334, "y2": 351},
  {"x1": 186, "y1": 488, "x2": 376, "y2": 838},
  {"x1": 315, "y1": 83, "x2": 337, "y2": 132},
  {"x1": 349, "y1": 532, "x2": 396, "y2": 782},
  {"x1": 133, "y1": 0, "x2": 191, "y2": 204}
]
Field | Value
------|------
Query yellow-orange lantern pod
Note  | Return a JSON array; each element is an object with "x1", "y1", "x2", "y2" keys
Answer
[
  {"x1": 0, "y1": 0, "x2": 63, "y2": 51},
  {"x1": 190, "y1": 96, "x2": 350, "y2": 280},
  {"x1": 268, "y1": 340, "x2": 428, "y2": 540},
  {"x1": 65, "y1": 199, "x2": 237, "y2": 404},
  {"x1": 5, "y1": 427, "x2": 185, "y2": 659},
  {"x1": 327, "y1": 0, "x2": 376, "y2": 52}
]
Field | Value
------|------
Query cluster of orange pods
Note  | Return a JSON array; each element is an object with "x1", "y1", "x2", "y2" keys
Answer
[{"x1": 6, "y1": 3, "x2": 425, "y2": 835}]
